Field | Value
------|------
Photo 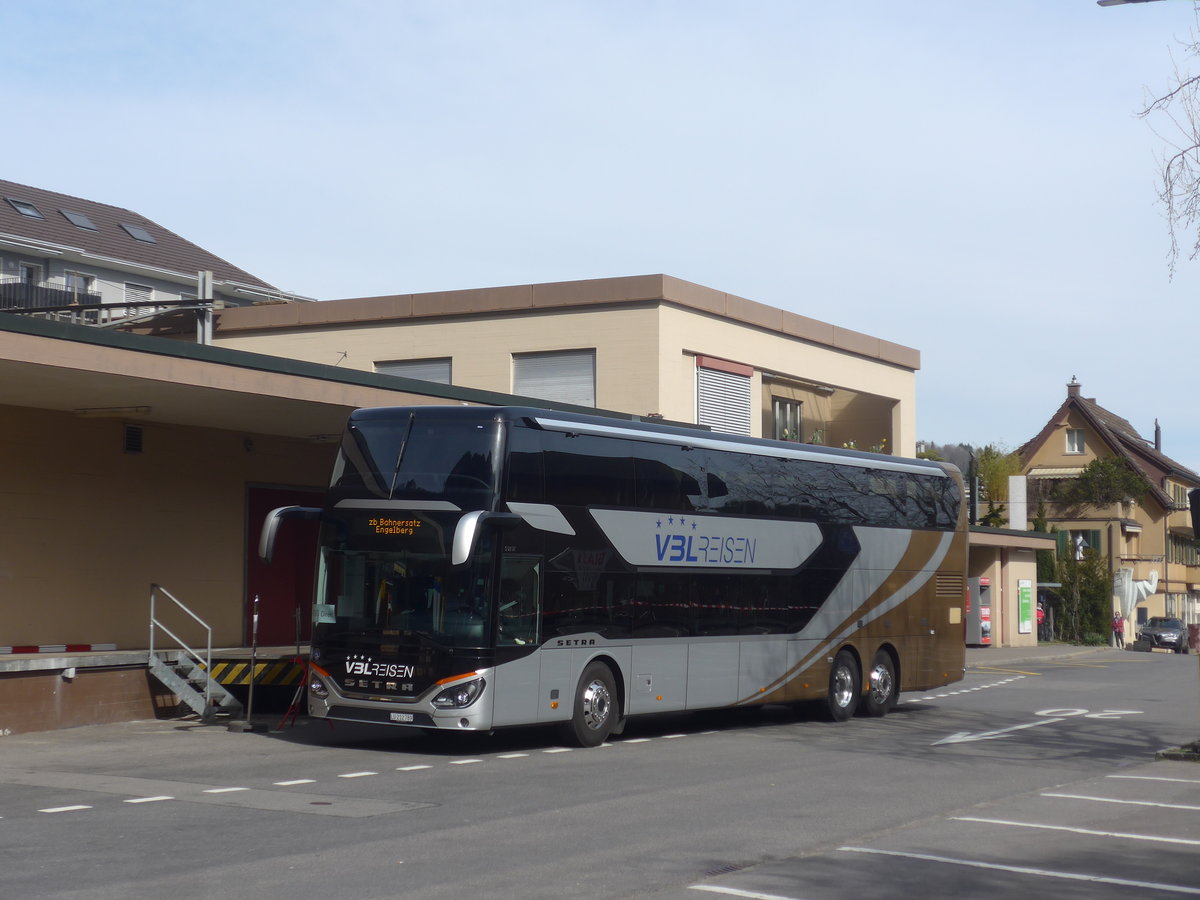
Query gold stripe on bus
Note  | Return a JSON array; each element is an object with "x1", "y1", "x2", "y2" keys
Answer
[{"x1": 739, "y1": 529, "x2": 962, "y2": 704}]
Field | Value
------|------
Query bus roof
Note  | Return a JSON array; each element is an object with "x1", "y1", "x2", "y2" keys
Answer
[{"x1": 348, "y1": 405, "x2": 954, "y2": 479}]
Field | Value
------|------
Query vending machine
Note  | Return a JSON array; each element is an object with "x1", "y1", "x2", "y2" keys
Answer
[{"x1": 966, "y1": 577, "x2": 992, "y2": 646}]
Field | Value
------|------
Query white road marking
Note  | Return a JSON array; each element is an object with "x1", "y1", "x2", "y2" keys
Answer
[
  {"x1": 274, "y1": 779, "x2": 316, "y2": 786},
  {"x1": 498, "y1": 753, "x2": 529, "y2": 759},
  {"x1": 689, "y1": 885, "x2": 807, "y2": 899},
  {"x1": 543, "y1": 748, "x2": 573, "y2": 754},
  {"x1": 933, "y1": 718, "x2": 1065, "y2": 746},
  {"x1": 397, "y1": 765, "x2": 432, "y2": 771},
  {"x1": 337, "y1": 771, "x2": 378, "y2": 779},
  {"x1": 1109, "y1": 774, "x2": 1200, "y2": 785},
  {"x1": 951, "y1": 816, "x2": 1200, "y2": 847},
  {"x1": 449, "y1": 759, "x2": 482, "y2": 765},
  {"x1": 838, "y1": 846, "x2": 1200, "y2": 895},
  {"x1": 1042, "y1": 792, "x2": 1200, "y2": 812},
  {"x1": 124, "y1": 796, "x2": 173, "y2": 804},
  {"x1": 39, "y1": 805, "x2": 92, "y2": 813},
  {"x1": 202, "y1": 787, "x2": 249, "y2": 794}
]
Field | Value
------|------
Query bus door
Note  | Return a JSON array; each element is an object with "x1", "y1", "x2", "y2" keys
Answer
[{"x1": 490, "y1": 555, "x2": 543, "y2": 727}]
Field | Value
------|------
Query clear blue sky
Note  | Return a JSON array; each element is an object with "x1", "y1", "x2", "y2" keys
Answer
[{"x1": 6, "y1": 1, "x2": 1200, "y2": 470}]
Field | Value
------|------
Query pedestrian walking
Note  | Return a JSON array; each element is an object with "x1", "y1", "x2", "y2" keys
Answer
[{"x1": 1112, "y1": 612, "x2": 1125, "y2": 648}]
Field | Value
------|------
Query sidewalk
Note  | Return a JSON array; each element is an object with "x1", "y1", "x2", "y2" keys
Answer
[{"x1": 965, "y1": 642, "x2": 1108, "y2": 670}]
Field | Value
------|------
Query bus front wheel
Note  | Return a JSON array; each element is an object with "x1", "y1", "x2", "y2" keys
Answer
[
  {"x1": 825, "y1": 649, "x2": 861, "y2": 722},
  {"x1": 569, "y1": 662, "x2": 617, "y2": 747},
  {"x1": 860, "y1": 649, "x2": 897, "y2": 717}
]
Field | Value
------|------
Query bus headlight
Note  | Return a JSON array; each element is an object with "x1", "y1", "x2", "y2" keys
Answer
[
  {"x1": 431, "y1": 678, "x2": 485, "y2": 709},
  {"x1": 309, "y1": 677, "x2": 329, "y2": 699}
]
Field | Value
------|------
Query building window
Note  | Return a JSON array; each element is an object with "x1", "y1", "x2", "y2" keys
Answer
[
  {"x1": 5, "y1": 197, "x2": 44, "y2": 218},
  {"x1": 696, "y1": 356, "x2": 752, "y2": 436},
  {"x1": 19, "y1": 262, "x2": 42, "y2": 285},
  {"x1": 772, "y1": 397, "x2": 802, "y2": 442},
  {"x1": 513, "y1": 349, "x2": 596, "y2": 407},
  {"x1": 65, "y1": 271, "x2": 95, "y2": 301},
  {"x1": 1058, "y1": 529, "x2": 1101, "y2": 560},
  {"x1": 1066, "y1": 428, "x2": 1085, "y2": 454},
  {"x1": 60, "y1": 209, "x2": 97, "y2": 230},
  {"x1": 119, "y1": 223, "x2": 156, "y2": 243},
  {"x1": 375, "y1": 358, "x2": 452, "y2": 385},
  {"x1": 124, "y1": 282, "x2": 153, "y2": 317},
  {"x1": 1170, "y1": 482, "x2": 1189, "y2": 510}
]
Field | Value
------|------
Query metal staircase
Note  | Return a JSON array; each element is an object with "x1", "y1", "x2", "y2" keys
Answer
[{"x1": 148, "y1": 583, "x2": 244, "y2": 721}]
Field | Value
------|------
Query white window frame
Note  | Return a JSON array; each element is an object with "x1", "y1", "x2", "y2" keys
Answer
[{"x1": 1066, "y1": 428, "x2": 1085, "y2": 454}]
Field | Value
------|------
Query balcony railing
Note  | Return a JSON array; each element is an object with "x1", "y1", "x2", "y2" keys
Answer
[{"x1": 0, "y1": 276, "x2": 101, "y2": 310}]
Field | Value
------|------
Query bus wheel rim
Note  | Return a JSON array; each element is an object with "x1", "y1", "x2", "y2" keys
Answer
[
  {"x1": 869, "y1": 662, "x2": 893, "y2": 704},
  {"x1": 832, "y1": 667, "x2": 855, "y2": 707},
  {"x1": 582, "y1": 679, "x2": 611, "y2": 729}
]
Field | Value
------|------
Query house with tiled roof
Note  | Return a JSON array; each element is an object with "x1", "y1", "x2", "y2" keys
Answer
[
  {"x1": 0, "y1": 178, "x2": 290, "y2": 328},
  {"x1": 1020, "y1": 377, "x2": 1200, "y2": 630}
]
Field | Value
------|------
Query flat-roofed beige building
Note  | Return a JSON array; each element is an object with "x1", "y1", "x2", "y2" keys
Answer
[{"x1": 206, "y1": 274, "x2": 921, "y2": 456}]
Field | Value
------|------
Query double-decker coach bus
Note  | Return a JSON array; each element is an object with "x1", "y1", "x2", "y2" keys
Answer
[{"x1": 260, "y1": 405, "x2": 967, "y2": 746}]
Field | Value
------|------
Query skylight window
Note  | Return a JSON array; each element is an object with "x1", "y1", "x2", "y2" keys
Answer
[
  {"x1": 119, "y1": 222, "x2": 156, "y2": 243},
  {"x1": 60, "y1": 209, "x2": 98, "y2": 230},
  {"x1": 5, "y1": 198, "x2": 44, "y2": 219}
]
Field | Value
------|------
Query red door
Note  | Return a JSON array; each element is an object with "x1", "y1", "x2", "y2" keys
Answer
[{"x1": 246, "y1": 486, "x2": 322, "y2": 647}]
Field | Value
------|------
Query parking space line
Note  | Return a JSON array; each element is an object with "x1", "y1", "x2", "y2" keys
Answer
[
  {"x1": 951, "y1": 816, "x2": 1200, "y2": 847},
  {"x1": 1043, "y1": 792, "x2": 1200, "y2": 812},
  {"x1": 1109, "y1": 774, "x2": 1200, "y2": 785},
  {"x1": 838, "y1": 846, "x2": 1200, "y2": 895},
  {"x1": 689, "y1": 885, "x2": 807, "y2": 899},
  {"x1": 124, "y1": 796, "x2": 173, "y2": 804},
  {"x1": 38, "y1": 805, "x2": 92, "y2": 814}
]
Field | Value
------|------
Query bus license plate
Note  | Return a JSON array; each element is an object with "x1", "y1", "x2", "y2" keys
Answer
[{"x1": 390, "y1": 712, "x2": 414, "y2": 723}]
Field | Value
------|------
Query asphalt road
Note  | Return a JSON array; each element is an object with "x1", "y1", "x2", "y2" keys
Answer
[{"x1": 1, "y1": 648, "x2": 1197, "y2": 899}]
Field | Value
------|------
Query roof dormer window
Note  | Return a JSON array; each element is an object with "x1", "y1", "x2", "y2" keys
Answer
[{"x1": 5, "y1": 197, "x2": 44, "y2": 219}]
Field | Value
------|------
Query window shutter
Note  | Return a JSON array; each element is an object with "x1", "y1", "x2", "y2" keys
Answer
[
  {"x1": 697, "y1": 366, "x2": 751, "y2": 436},
  {"x1": 375, "y1": 358, "x2": 452, "y2": 385},
  {"x1": 513, "y1": 350, "x2": 596, "y2": 407}
]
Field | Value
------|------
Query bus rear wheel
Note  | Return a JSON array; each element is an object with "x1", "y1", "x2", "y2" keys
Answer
[
  {"x1": 860, "y1": 649, "x2": 897, "y2": 717},
  {"x1": 569, "y1": 662, "x2": 617, "y2": 747},
  {"x1": 825, "y1": 649, "x2": 861, "y2": 722}
]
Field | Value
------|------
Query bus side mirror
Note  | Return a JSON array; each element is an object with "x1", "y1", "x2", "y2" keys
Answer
[
  {"x1": 1191, "y1": 489, "x2": 1200, "y2": 537},
  {"x1": 452, "y1": 511, "x2": 523, "y2": 566},
  {"x1": 259, "y1": 505, "x2": 323, "y2": 563}
]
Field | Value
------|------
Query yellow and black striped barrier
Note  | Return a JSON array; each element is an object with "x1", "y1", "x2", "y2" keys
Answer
[{"x1": 206, "y1": 658, "x2": 306, "y2": 687}]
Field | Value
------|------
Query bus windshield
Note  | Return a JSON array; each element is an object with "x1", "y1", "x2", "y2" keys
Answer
[
  {"x1": 330, "y1": 414, "x2": 501, "y2": 509},
  {"x1": 314, "y1": 539, "x2": 495, "y2": 649}
]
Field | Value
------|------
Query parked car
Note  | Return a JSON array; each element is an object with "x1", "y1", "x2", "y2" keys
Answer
[{"x1": 1138, "y1": 617, "x2": 1189, "y2": 653}]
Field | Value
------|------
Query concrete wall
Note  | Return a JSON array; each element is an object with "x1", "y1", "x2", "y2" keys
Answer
[{"x1": 0, "y1": 404, "x2": 333, "y2": 649}]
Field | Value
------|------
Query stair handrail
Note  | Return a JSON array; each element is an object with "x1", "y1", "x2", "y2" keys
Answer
[{"x1": 149, "y1": 583, "x2": 213, "y2": 710}]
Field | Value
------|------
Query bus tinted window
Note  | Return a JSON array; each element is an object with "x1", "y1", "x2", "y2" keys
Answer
[
  {"x1": 543, "y1": 433, "x2": 635, "y2": 507},
  {"x1": 331, "y1": 419, "x2": 411, "y2": 500},
  {"x1": 391, "y1": 420, "x2": 499, "y2": 509}
]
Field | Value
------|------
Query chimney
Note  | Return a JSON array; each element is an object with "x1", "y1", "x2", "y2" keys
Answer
[
  {"x1": 1155, "y1": 418, "x2": 1162, "y2": 451},
  {"x1": 1067, "y1": 376, "x2": 1081, "y2": 399}
]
